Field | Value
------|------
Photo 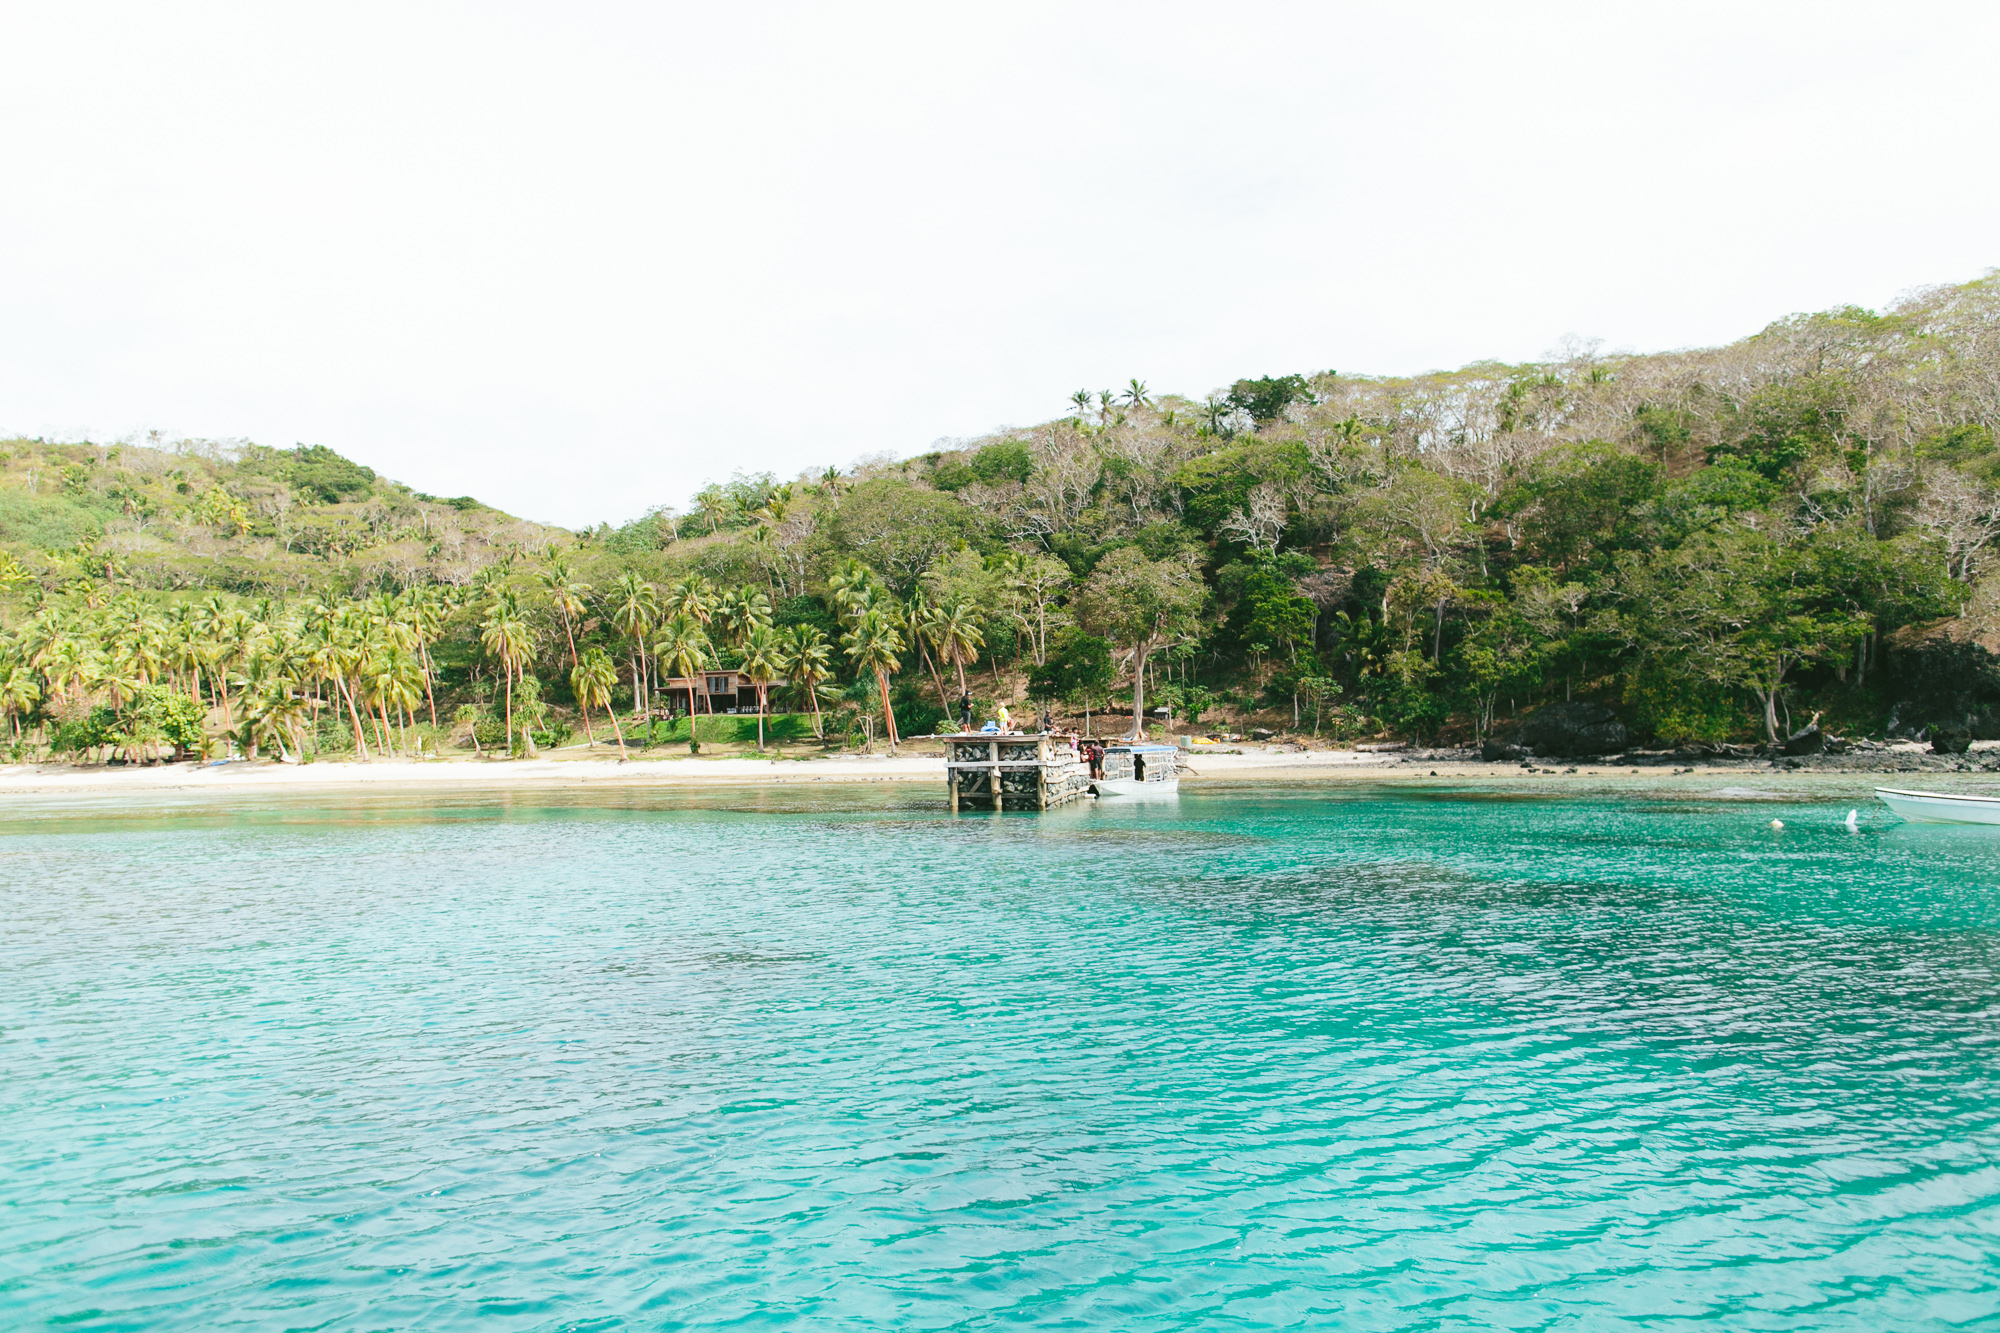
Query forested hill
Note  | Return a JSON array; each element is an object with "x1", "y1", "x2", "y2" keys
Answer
[
  {"x1": 3, "y1": 271, "x2": 1999, "y2": 759},
  {"x1": 0, "y1": 437, "x2": 559, "y2": 593}
]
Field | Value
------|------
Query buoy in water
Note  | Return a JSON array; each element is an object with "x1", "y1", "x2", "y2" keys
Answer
[{"x1": 1770, "y1": 819, "x2": 1785, "y2": 830}]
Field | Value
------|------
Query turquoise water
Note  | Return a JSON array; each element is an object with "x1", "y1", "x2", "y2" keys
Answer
[{"x1": 4, "y1": 780, "x2": 1999, "y2": 1330}]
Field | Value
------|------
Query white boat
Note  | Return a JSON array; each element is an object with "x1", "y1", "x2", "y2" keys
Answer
[
  {"x1": 1874, "y1": 787, "x2": 2000, "y2": 825},
  {"x1": 1093, "y1": 742, "x2": 1180, "y2": 798}
]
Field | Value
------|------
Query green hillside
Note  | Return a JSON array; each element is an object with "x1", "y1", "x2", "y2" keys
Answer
[{"x1": 5, "y1": 271, "x2": 2000, "y2": 762}]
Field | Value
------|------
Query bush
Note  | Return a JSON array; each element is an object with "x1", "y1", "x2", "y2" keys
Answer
[
  {"x1": 646, "y1": 714, "x2": 819, "y2": 744},
  {"x1": 891, "y1": 681, "x2": 946, "y2": 737},
  {"x1": 1028, "y1": 629, "x2": 1113, "y2": 705},
  {"x1": 50, "y1": 705, "x2": 119, "y2": 755},
  {"x1": 50, "y1": 687, "x2": 206, "y2": 758},
  {"x1": 1623, "y1": 664, "x2": 1745, "y2": 745}
]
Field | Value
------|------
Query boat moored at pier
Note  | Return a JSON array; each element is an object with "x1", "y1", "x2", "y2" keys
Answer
[{"x1": 1094, "y1": 743, "x2": 1180, "y2": 798}]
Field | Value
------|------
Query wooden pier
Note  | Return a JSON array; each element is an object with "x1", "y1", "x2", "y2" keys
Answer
[{"x1": 945, "y1": 733, "x2": 1092, "y2": 812}]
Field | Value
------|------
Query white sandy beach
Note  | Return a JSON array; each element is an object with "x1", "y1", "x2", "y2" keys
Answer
[
  {"x1": 0, "y1": 747, "x2": 1439, "y2": 797},
  {"x1": 0, "y1": 743, "x2": 1896, "y2": 798}
]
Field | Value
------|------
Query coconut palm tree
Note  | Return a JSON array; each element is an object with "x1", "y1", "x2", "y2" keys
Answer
[
  {"x1": 607, "y1": 572, "x2": 659, "y2": 724},
  {"x1": 932, "y1": 598, "x2": 985, "y2": 695},
  {"x1": 907, "y1": 588, "x2": 951, "y2": 706},
  {"x1": 718, "y1": 588, "x2": 773, "y2": 648},
  {"x1": 1122, "y1": 378, "x2": 1150, "y2": 410},
  {"x1": 0, "y1": 662, "x2": 40, "y2": 741},
  {"x1": 322, "y1": 615, "x2": 374, "y2": 758},
  {"x1": 571, "y1": 647, "x2": 626, "y2": 756},
  {"x1": 695, "y1": 485, "x2": 729, "y2": 533},
  {"x1": 653, "y1": 613, "x2": 716, "y2": 747},
  {"x1": 841, "y1": 605, "x2": 904, "y2": 751},
  {"x1": 667, "y1": 574, "x2": 717, "y2": 628},
  {"x1": 480, "y1": 591, "x2": 533, "y2": 756},
  {"x1": 827, "y1": 558, "x2": 887, "y2": 629},
  {"x1": 403, "y1": 587, "x2": 446, "y2": 728},
  {"x1": 738, "y1": 624, "x2": 783, "y2": 751},
  {"x1": 539, "y1": 558, "x2": 590, "y2": 672},
  {"x1": 782, "y1": 625, "x2": 833, "y2": 739}
]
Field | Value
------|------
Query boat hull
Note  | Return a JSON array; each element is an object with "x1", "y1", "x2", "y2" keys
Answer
[
  {"x1": 1092, "y1": 777, "x2": 1180, "y2": 799},
  {"x1": 1875, "y1": 788, "x2": 2000, "y2": 824}
]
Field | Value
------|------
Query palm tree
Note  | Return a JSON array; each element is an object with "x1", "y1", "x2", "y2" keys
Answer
[
  {"x1": 841, "y1": 605, "x2": 904, "y2": 751},
  {"x1": 571, "y1": 647, "x2": 626, "y2": 756},
  {"x1": 653, "y1": 613, "x2": 716, "y2": 747},
  {"x1": 782, "y1": 625, "x2": 833, "y2": 739},
  {"x1": 480, "y1": 592, "x2": 533, "y2": 755},
  {"x1": 1068, "y1": 388, "x2": 1092, "y2": 420},
  {"x1": 695, "y1": 485, "x2": 729, "y2": 534},
  {"x1": 667, "y1": 574, "x2": 718, "y2": 629},
  {"x1": 827, "y1": 558, "x2": 886, "y2": 629},
  {"x1": 933, "y1": 598, "x2": 985, "y2": 695},
  {"x1": 607, "y1": 572, "x2": 658, "y2": 724},
  {"x1": 907, "y1": 588, "x2": 950, "y2": 707},
  {"x1": 403, "y1": 587, "x2": 446, "y2": 728},
  {"x1": 323, "y1": 615, "x2": 374, "y2": 758},
  {"x1": 738, "y1": 625, "x2": 784, "y2": 750},
  {"x1": 718, "y1": 588, "x2": 773, "y2": 648},
  {"x1": 0, "y1": 663, "x2": 40, "y2": 740},
  {"x1": 539, "y1": 558, "x2": 590, "y2": 672},
  {"x1": 1122, "y1": 378, "x2": 1150, "y2": 410}
]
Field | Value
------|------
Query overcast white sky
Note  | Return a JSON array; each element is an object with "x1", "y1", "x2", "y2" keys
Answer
[{"x1": 3, "y1": 2, "x2": 1996, "y2": 528}]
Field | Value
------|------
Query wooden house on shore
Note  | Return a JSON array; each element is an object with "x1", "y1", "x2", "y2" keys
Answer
[{"x1": 661, "y1": 669, "x2": 787, "y2": 716}]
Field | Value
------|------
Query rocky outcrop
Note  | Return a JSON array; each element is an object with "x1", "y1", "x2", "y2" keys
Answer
[
  {"x1": 1932, "y1": 727, "x2": 1974, "y2": 755},
  {"x1": 1884, "y1": 611, "x2": 2000, "y2": 739},
  {"x1": 1781, "y1": 722, "x2": 1826, "y2": 755},
  {"x1": 1512, "y1": 701, "x2": 1629, "y2": 758}
]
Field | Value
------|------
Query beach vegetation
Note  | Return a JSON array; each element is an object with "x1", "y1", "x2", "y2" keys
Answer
[{"x1": 6, "y1": 276, "x2": 2000, "y2": 758}]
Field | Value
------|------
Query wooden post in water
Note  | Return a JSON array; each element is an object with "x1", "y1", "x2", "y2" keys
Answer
[
  {"x1": 949, "y1": 768, "x2": 959, "y2": 813},
  {"x1": 989, "y1": 739, "x2": 1002, "y2": 813}
]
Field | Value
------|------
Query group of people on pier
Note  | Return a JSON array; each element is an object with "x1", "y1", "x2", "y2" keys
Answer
[{"x1": 954, "y1": 692, "x2": 1109, "y2": 779}]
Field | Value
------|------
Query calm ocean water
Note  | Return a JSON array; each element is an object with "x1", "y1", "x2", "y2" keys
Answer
[{"x1": 4, "y1": 779, "x2": 1998, "y2": 1330}]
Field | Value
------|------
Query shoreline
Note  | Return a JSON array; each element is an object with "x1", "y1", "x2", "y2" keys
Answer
[{"x1": 0, "y1": 745, "x2": 1988, "y2": 799}]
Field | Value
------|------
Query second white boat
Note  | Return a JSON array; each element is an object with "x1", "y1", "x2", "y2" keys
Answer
[{"x1": 1875, "y1": 787, "x2": 2000, "y2": 825}]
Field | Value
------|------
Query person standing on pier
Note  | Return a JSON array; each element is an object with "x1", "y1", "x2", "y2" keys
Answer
[{"x1": 957, "y1": 691, "x2": 973, "y2": 732}]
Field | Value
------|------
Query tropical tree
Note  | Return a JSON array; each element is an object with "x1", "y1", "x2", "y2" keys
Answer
[
  {"x1": 1075, "y1": 548, "x2": 1206, "y2": 737},
  {"x1": 717, "y1": 587, "x2": 773, "y2": 648},
  {"x1": 607, "y1": 572, "x2": 659, "y2": 723},
  {"x1": 480, "y1": 591, "x2": 533, "y2": 755},
  {"x1": 841, "y1": 604, "x2": 905, "y2": 750},
  {"x1": 667, "y1": 574, "x2": 718, "y2": 630},
  {"x1": 653, "y1": 613, "x2": 717, "y2": 747},
  {"x1": 539, "y1": 558, "x2": 590, "y2": 672},
  {"x1": 782, "y1": 624, "x2": 834, "y2": 739},
  {"x1": 930, "y1": 598, "x2": 984, "y2": 695},
  {"x1": 738, "y1": 624, "x2": 784, "y2": 750},
  {"x1": 0, "y1": 662, "x2": 40, "y2": 740},
  {"x1": 571, "y1": 646, "x2": 627, "y2": 756}
]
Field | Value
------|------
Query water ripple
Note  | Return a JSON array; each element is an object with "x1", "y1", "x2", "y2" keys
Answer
[{"x1": 3, "y1": 782, "x2": 1997, "y2": 1329}]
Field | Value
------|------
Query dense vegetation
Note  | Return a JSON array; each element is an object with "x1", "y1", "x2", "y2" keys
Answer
[{"x1": 5, "y1": 273, "x2": 1999, "y2": 761}]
